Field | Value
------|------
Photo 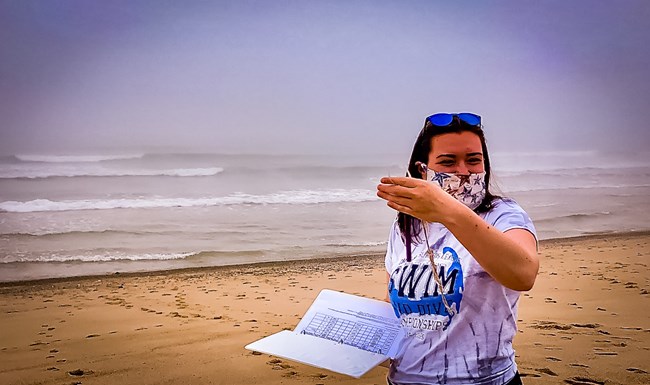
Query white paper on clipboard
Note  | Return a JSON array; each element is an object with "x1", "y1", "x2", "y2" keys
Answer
[{"x1": 245, "y1": 289, "x2": 403, "y2": 378}]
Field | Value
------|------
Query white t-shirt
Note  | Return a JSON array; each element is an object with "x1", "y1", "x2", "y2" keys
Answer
[{"x1": 385, "y1": 198, "x2": 537, "y2": 385}]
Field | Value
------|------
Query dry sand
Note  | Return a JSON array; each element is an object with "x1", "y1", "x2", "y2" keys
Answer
[{"x1": 1, "y1": 232, "x2": 648, "y2": 385}]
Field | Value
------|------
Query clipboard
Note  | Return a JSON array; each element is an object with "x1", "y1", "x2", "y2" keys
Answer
[{"x1": 245, "y1": 289, "x2": 403, "y2": 378}]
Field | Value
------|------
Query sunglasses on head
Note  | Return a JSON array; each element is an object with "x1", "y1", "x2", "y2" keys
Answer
[{"x1": 425, "y1": 112, "x2": 481, "y2": 127}]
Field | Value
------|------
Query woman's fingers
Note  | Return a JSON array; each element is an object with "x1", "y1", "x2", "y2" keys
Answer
[
  {"x1": 377, "y1": 183, "x2": 419, "y2": 199},
  {"x1": 377, "y1": 190, "x2": 413, "y2": 209},
  {"x1": 379, "y1": 176, "x2": 423, "y2": 187}
]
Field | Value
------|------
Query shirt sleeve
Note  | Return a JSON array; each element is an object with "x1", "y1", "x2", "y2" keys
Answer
[
  {"x1": 384, "y1": 220, "x2": 401, "y2": 273},
  {"x1": 486, "y1": 198, "x2": 538, "y2": 241}
]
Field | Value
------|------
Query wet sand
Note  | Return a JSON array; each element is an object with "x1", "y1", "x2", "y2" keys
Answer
[{"x1": 1, "y1": 232, "x2": 648, "y2": 385}]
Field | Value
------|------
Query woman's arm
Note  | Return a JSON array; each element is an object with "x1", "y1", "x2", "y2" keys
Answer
[{"x1": 377, "y1": 176, "x2": 539, "y2": 291}]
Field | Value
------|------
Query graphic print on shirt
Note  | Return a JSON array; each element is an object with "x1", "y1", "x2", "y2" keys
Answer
[{"x1": 388, "y1": 246, "x2": 463, "y2": 332}]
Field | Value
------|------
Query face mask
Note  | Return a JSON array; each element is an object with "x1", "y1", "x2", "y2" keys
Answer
[{"x1": 425, "y1": 169, "x2": 487, "y2": 210}]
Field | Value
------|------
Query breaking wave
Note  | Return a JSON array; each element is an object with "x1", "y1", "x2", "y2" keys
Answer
[
  {"x1": 0, "y1": 189, "x2": 379, "y2": 213},
  {"x1": 0, "y1": 167, "x2": 224, "y2": 179}
]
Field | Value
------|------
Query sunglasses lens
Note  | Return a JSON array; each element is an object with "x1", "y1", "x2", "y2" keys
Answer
[
  {"x1": 457, "y1": 113, "x2": 481, "y2": 126},
  {"x1": 427, "y1": 113, "x2": 454, "y2": 126}
]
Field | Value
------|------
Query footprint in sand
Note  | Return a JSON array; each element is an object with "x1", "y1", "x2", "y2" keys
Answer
[
  {"x1": 544, "y1": 297, "x2": 557, "y2": 303},
  {"x1": 68, "y1": 369, "x2": 94, "y2": 377},
  {"x1": 266, "y1": 358, "x2": 294, "y2": 371},
  {"x1": 534, "y1": 368, "x2": 558, "y2": 376},
  {"x1": 593, "y1": 351, "x2": 617, "y2": 356},
  {"x1": 29, "y1": 341, "x2": 47, "y2": 349},
  {"x1": 281, "y1": 370, "x2": 299, "y2": 377},
  {"x1": 626, "y1": 367, "x2": 648, "y2": 374},
  {"x1": 571, "y1": 323, "x2": 599, "y2": 329},
  {"x1": 564, "y1": 376, "x2": 605, "y2": 385}
]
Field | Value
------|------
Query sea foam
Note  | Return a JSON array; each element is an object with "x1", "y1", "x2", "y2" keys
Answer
[
  {"x1": 0, "y1": 166, "x2": 224, "y2": 179},
  {"x1": 1, "y1": 252, "x2": 196, "y2": 264},
  {"x1": 0, "y1": 189, "x2": 379, "y2": 213}
]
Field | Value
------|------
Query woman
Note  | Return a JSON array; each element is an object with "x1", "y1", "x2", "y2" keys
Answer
[{"x1": 376, "y1": 113, "x2": 538, "y2": 385}]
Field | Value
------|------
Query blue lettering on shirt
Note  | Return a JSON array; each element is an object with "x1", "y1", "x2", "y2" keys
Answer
[{"x1": 388, "y1": 247, "x2": 464, "y2": 330}]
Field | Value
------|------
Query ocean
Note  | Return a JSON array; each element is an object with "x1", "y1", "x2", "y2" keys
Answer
[{"x1": 1, "y1": 150, "x2": 649, "y2": 282}]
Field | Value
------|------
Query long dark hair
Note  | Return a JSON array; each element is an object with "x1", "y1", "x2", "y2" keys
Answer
[{"x1": 398, "y1": 116, "x2": 499, "y2": 252}]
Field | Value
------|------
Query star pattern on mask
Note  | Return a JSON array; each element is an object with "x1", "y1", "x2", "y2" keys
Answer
[{"x1": 430, "y1": 171, "x2": 452, "y2": 186}]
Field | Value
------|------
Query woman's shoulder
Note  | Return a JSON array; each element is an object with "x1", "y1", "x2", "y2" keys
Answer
[
  {"x1": 488, "y1": 197, "x2": 526, "y2": 213},
  {"x1": 484, "y1": 197, "x2": 537, "y2": 234}
]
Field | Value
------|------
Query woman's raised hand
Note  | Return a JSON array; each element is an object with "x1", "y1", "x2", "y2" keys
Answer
[{"x1": 376, "y1": 176, "x2": 464, "y2": 223}]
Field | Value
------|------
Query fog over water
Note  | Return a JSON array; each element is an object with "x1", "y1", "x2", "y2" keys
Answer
[{"x1": 1, "y1": 0, "x2": 649, "y2": 156}]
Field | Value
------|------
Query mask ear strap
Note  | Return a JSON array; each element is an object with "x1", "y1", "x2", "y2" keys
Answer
[{"x1": 415, "y1": 161, "x2": 428, "y2": 179}]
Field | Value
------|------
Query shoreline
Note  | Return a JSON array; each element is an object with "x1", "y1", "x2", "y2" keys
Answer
[{"x1": 2, "y1": 230, "x2": 649, "y2": 287}]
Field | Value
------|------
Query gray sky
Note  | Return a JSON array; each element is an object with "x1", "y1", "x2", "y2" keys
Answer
[{"x1": 1, "y1": 0, "x2": 649, "y2": 155}]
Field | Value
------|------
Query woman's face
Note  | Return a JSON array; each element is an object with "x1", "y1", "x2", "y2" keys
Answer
[{"x1": 426, "y1": 131, "x2": 485, "y2": 175}]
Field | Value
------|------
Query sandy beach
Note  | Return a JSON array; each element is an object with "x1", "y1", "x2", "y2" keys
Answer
[{"x1": 1, "y1": 232, "x2": 648, "y2": 385}]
